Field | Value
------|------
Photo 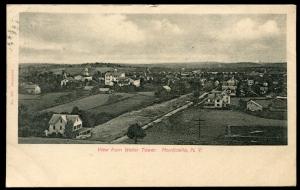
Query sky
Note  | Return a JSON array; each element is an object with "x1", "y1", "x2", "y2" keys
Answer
[{"x1": 19, "y1": 13, "x2": 286, "y2": 64}]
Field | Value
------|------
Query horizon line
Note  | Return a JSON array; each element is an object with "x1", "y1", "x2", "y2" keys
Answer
[{"x1": 19, "y1": 61, "x2": 287, "y2": 65}]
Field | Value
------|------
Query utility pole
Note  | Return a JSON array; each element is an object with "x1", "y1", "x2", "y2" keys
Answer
[{"x1": 195, "y1": 118, "x2": 205, "y2": 139}]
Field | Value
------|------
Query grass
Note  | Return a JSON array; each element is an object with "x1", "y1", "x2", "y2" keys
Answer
[
  {"x1": 87, "y1": 94, "x2": 156, "y2": 115},
  {"x1": 18, "y1": 137, "x2": 104, "y2": 144},
  {"x1": 19, "y1": 92, "x2": 71, "y2": 112},
  {"x1": 121, "y1": 106, "x2": 287, "y2": 145},
  {"x1": 41, "y1": 93, "x2": 135, "y2": 113},
  {"x1": 90, "y1": 94, "x2": 192, "y2": 142}
]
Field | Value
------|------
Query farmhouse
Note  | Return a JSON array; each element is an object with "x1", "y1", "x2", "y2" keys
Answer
[
  {"x1": 203, "y1": 90, "x2": 230, "y2": 108},
  {"x1": 246, "y1": 99, "x2": 270, "y2": 111},
  {"x1": 105, "y1": 71, "x2": 126, "y2": 86},
  {"x1": 46, "y1": 114, "x2": 91, "y2": 139},
  {"x1": 130, "y1": 78, "x2": 141, "y2": 87},
  {"x1": 23, "y1": 84, "x2": 41, "y2": 95},
  {"x1": 162, "y1": 85, "x2": 172, "y2": 92},
  {"x1": 99, "y1": 87, "x2": 113, "y2": 94}
]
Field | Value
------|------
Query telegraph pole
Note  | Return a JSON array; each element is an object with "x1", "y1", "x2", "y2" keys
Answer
[{"x1": 195, "y1": 118, "x2": 205, "y2": 139}]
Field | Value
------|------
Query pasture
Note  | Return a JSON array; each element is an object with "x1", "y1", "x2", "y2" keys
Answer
[
  {"x1": 18, "y1": 137, "x2": 104, "y2": 144},
  {"x1": 90, "y1": 94, "x2": 192, "y2": 142},
  {"x1": 122, "y1": 107, "x2": 287, "y2": 145},
  {"x1": 19, "y1": 92, "x2": 71, "y2": 112},
  {"x1": 41, "y1": 93, "x2": 146, "y2": 114},
  {"x1": 87, "y1": 93, "x2": 156, "y2": 116}
]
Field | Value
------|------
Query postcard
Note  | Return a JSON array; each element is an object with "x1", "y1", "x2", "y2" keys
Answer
[{"x1": 6, "y1": 4, "x2": 296, "y2": 187}]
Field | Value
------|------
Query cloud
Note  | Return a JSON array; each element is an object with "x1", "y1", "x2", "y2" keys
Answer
[
  {"x1": 19, "y1": 14, "x2": 285, "y2": 63},
  {"x1": 216, "y1": 18, "x2": 280, "y2": 41},
  {"x1": 84, "y1": 14, "x2": 146, "y2": 44},
  {"x1": 150, "y1": 19, "x2": 183, "y2": 35}
]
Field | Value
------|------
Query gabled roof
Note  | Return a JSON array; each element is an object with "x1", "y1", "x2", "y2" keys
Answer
[
  {"x1": 24, "y1": 84, "x2": 40, "y2": 89},
  {"x1": 49, "y1": 114, "x2": 81, "y2": 125},
  {"x1": 248, "y1": 99, "x2": 271, "y2": 108},
  {"x1": 105, "y1": 72, "x2": 125, "y2": 77},
  {"x1": 163, "y1": 85, "x2": 171, "y2": 90},
  {"x1": 49, "y1": 114, "x2": 65, "y2": 125},
  {"x1": 66, "y1": 115, "x2": 81, "y2": 125}
]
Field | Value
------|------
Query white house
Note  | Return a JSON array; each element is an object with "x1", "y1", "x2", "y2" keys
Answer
[
  {"x1": 162, "y1": 85, "x2": 171, "y2": 92},
  {"x1": 246, "y1": 100, "x2": 263, "y2": 111},
  {"x1": 46, "y1": 114, "x2": 91, "y2": 139},
  {"x1": 130, "y1": 79, "x2": 141, "y2": 87},
  {"x1": 23, "y1": 84, "x2": 41, "y2": 94},
  {"x1": 105, "y1": 71, "x2": 126, "y2": 86},
  {"x1": 204, "y1": 90, "x2": 230, "y2": 108},
  {"x1": 246, "y1": 99, "x2": 271, "y2": 112}
]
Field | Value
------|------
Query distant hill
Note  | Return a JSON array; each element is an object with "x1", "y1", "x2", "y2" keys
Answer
[{"x1": 20, "y1": 61, "x2": 287, "y2": 69}]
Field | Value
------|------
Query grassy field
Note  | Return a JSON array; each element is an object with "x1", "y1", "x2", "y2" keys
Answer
[
  {"x1": 87, "y1": 93, "x2": 156, "y2": 116},
  {"x1": 41, "y1": 93, "x2": 135, "y2": 113},
  {"x1": 19, "y1": 137, "x2": 104, "y2": 144},
  {"x1": 122, "y1": 107, "x2": 287, "y2": 145},
  {"x1": 19, "y1": 92, "x2": 71, "y2": 112},
  {"x1": 90, "y1": 94, "x2": 192, "y2": 142}
]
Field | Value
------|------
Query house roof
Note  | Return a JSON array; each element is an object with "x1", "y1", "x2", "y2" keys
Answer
[
  {"x1": 49, "y1": 114, "x2": 81, "y2": 125},
  {"x1": 105, "y1": 72, "x2": 125, "y2": 77},
  {"x1": 248, "y1": 99, "x2": 271, "y2": 108},
  {"x1": 270, "y1": 98, "x2": 287, "y2": 109},
  {"x1": 163, "y1": 85, "x2": 171, "y2": 90},
  {"x1": 24, "y1": 84, "x2": 40, "y2": 89},
  {"x1": 66, "y1": 115, "x2": 81, "y2": 124}
]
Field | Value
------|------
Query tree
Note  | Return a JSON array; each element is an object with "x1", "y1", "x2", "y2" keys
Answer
[
  {"x1": 65, "y1": 121, "x2": 75, "y2": 138},
  {"x1": 126, "y1": 123, "x2": 146, "y2": 144},
  {"x1": 90, "y1": 86, "x2": 99, "y2": 95},
  {"x1": 71, "y1": 106, "x2": 80, "y2": 115}
]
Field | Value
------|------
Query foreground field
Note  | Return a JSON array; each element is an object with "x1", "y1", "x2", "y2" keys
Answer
[
  {"x1": 19, "y1": 92, "x2": 71, "y2": 112},
  {"x1": 19, "y1": 137, "x2": 104, "y2": 144},
  {"x1": 42, "y1": 93, "x2": 136, "y2": 113},
  {"x1": 122, "y1": 107, "x2": 287, "y2": 145},
  {"x1": 90, "y1": 94, "x2": 192, "y2": 142}
]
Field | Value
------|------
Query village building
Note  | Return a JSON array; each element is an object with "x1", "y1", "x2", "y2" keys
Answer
[
  {"x1": 83, "y1": 86, "x2": 94, "y2": 91},
  {"x1": 46, "y1": 114, "x2": 91, "y2": 139},
  {"x1": 22, "y1": 84, "x2": 41, "y2": 94},
  {"x1": 60, "y1": 77, "x2": 75, "y2": 87},
  {"x1": 247, "y1": 79, "x2": 254, "y2": 86},
  {"x1": 222, "y1": 77, "x2": 238, "y2": 96},
  {"x1": 99, "y1": 87, "x2": 113, "y2": 94},
  {"x1": 259, "y1": 86, "x2": 269, "y2": 95},
  {"x1": 246, "y1": 99, "x2": 271, "y2": 111},
  {"x1": 130, "y1": 79, "x2": 141, "y2": 87},
  {"x1": 203, "y1": 90, "x2": 230, "y2": 109},
  {"x1": 105, "y1": 70, "x2": 126, "y2": 86},
  {"x1": 162, "y1": 85, "x2": 172, "y2": 92},
  {"x1": 73, "y1": 68, "x2": 93, "y2": 82},
  {"x1": 214, "y1": 80, "x2": 220, "y2": 87}
]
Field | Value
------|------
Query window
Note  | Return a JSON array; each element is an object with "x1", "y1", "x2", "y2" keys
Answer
[
  {"x1": 53, "y1": 126, "x2": 55, "y2": 130},
  {"x1": 60, "y1": 126, "x2": 62, "y2": 130}
]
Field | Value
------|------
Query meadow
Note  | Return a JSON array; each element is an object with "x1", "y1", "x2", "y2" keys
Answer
[{"x1": 122, "y1": 107, "x2": 287, "y2": 145}]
